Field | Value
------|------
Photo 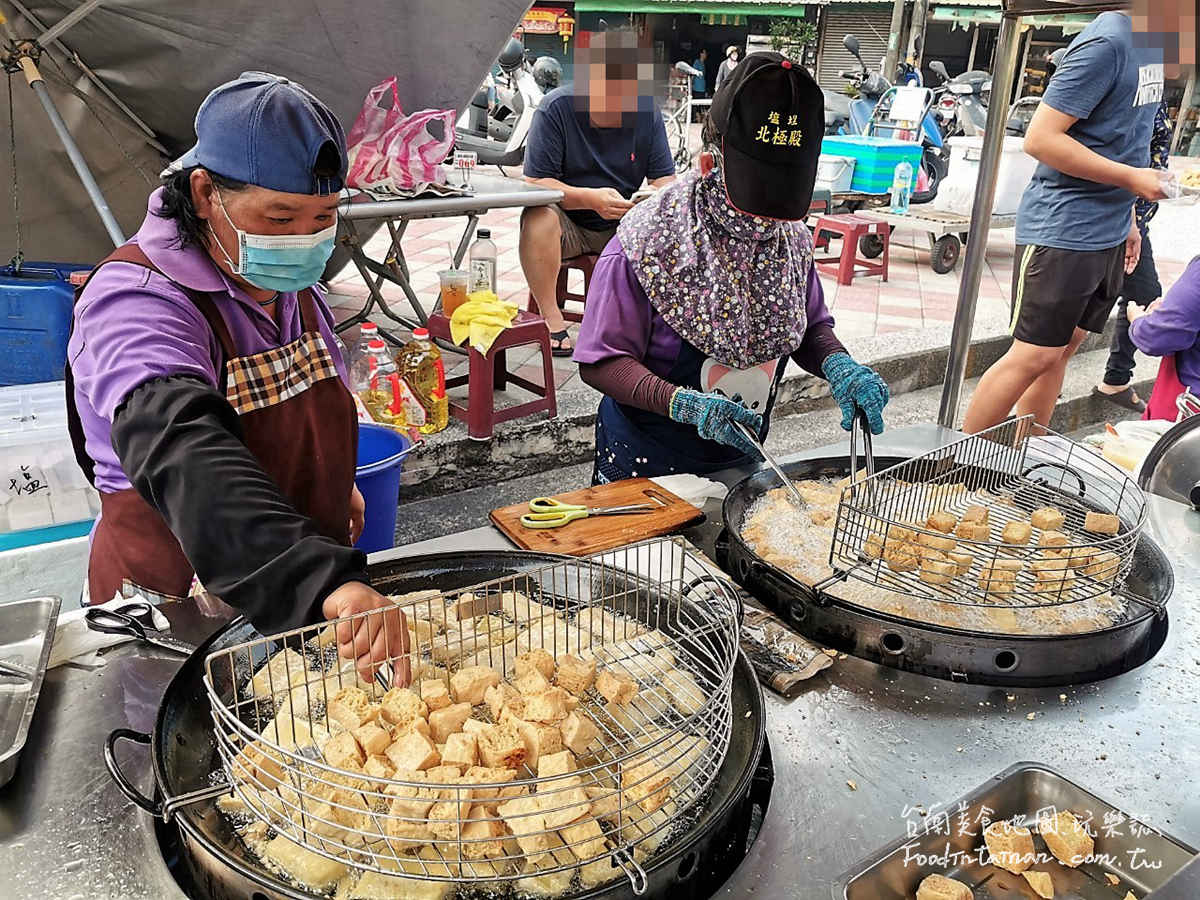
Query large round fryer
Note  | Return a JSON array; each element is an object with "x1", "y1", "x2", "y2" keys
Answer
[
  {"x1": 106, "y1": 551, "x2": 771, "y2": 900},
  {"x1": 717, "y1": 455, "x2": 1172, "y2": 687}
]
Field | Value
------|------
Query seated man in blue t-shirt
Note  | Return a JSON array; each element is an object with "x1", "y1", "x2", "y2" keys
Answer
[
  {"x1": 521, "y1": 30, "x2": 676, "y2": 356},
  {"x1": 963, "y1": 11, "x2": 1167, "y2": 433}
]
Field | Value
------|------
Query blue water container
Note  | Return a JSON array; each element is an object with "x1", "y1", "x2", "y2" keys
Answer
[
  {"x1": 0, "y1": 261, "x2": 91, "y2": 386},
  {"x1": 354, "y1": 423, "x2": 413, "y2": 554}
]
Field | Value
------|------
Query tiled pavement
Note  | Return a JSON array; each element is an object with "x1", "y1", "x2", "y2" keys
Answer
[{"x1": 325, "y1": 159, "x2": 1196, "y2": 421}]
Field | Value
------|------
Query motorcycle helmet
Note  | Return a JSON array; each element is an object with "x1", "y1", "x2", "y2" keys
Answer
[
  {"x1": 532, "y1": 56, "x2": 563, "y2": 92},
  {"x1": 497, "y1": 37, "x2": 525, "y2": 73}
]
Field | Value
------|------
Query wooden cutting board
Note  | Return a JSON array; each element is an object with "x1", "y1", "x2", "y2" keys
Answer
[{"x1": 490, "y1": 478, "x2": 705, "y2": 555}]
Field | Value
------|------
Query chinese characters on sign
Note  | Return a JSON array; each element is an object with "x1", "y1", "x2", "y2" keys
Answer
[
  {"x1": 755, "y1": 112, "x2": 803, "y2": 147},
  {"x1": 7, "y1": 465, "x2": 48, "y2": 498}
]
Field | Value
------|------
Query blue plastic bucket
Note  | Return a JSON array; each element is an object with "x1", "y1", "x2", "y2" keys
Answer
[{"x1": 354, "y1": 423, "x2": 412, "y2": 553}]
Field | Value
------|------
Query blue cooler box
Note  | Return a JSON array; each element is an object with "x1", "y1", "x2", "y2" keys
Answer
[
  {"x1": 0, "y1": 261, "x2": 91, "y2": 386},
  {"x1": 819, "y1": 136, "x2": 922, "y2": 195}
]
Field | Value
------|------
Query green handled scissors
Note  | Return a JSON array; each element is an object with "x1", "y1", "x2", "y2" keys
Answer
[{"x1": 519, "y1": 497, "x2": 658, "y2": 529}]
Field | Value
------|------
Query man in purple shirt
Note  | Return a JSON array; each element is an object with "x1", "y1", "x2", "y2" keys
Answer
[
  {"x1": 67, "y1": 72, "x2": 405, "y2": 680},
  {"x1": 574, "y1": 54, "x2": 888, "y2": 482}
]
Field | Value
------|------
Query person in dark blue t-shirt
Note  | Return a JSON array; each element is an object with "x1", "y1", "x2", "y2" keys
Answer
[
  {"x1": 521, "y1": 29, "x2": 676, "y2": 356},
  {"x1": 963, "y1": 11, "x2": 1168, "y2": 434},
  {"x1": 692, "y1": 48, "x2": 708, "y2": 97}
]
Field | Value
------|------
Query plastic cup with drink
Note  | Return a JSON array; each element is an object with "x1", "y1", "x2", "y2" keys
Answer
[{"x1": 438, "y1": 269, "x2": 471, "y2": 318}]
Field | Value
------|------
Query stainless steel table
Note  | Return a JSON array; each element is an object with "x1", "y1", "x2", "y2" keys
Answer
[
  {"x1": 335, "y1": 172, "x2": 562, "y2": 337},
  {"x1": 2, "y1": 425, "x2": 1197, "y2": 898}
]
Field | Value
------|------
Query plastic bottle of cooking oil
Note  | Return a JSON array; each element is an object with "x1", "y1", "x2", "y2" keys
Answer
[
  {"x1": 354, "y1": 338, "x2": 407, "y2": 430},
  {"x1": 396, "y1": 327, "x2": 449, "y2": 434}
]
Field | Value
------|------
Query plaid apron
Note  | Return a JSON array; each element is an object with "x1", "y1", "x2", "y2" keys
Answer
[{"x1": 66, "y1": 243, "x2": 356, "y2": 605}]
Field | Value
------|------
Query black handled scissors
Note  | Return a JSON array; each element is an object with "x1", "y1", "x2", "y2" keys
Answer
[{"x1": 85, "y1": 602, "x2": 195, "y2": 656}]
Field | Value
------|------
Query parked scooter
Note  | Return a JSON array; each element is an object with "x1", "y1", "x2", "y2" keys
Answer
[
  {"x1": 456, "y1": 37, "x2": 559, "y2": 168},
  {"x1": 929, "y1": 60, "x2": 990, "y2": 138},
  {"x1": 841, "y1": 34, "x2": 948, "y2": 203}
]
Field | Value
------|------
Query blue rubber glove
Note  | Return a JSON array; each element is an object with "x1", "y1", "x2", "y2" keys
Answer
[
  {"x1": 822, "y1": 351, "x2": 889, "y2": 435},
  {"x1": 668, "y1": 388, "x2": 763, "y2": 457}
]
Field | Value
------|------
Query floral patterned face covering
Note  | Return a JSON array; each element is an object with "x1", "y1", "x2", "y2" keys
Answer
[{"x1": 616, "y1": 166, "x2": 814, "y2": 370}]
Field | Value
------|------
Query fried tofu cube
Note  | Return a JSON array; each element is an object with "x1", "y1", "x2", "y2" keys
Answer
[
  {"x1": 324, "y1": 730, "x2": 365, "y2": 770},
  {"x1": 1033, "y1": 572, "x2": 1076, "y2": 595},
  {"x1": 478, "y1": 723, "x2": 528, "y2": 769},
  {"x1": 554, "y1": 653, "x2": 597, "y2": 696},
  {"x1": 1084, "y1": 511, "x2": 1120, "y2": 535},
  {"x1": 428, "y1": 792, "x2": 473, "y2": 840},
  {"x1": 984, "y1": 820, "x2": 1035, "y2": 873},
  {"x1": 1081, "y1": 550, "x2": 1120, "y2": 580},
  {"x1": 498, "y1": 795, "x2": 552, "y2": 856},
  {"x1": 327, "y1": 686, "x2": 374, "y2": 730},
  {"x1": 961, "y1": 505, "x2": 989, "y2": 525},
  {"x1": 956, "y1": 521, "x2": 991, "y2": 541},
  {"x1": 249, "y1": 648, "x2": 306, "y2": 698},
  {"x1": 916, "y1": 873, "x2": 974, "y2": 900},
  {"x1": 885, "y1": 541, "x2": 920, "y2": 573},
  {"x1": 537, "y1": 750, "x2": 577, "y2": 779},
  {"x1": 484, "y1": 681, "x2": 525, "y2": 720},
  {"x1": 1066, "y1": 545, "x2": 1099, "y2": 569},
  {"x1": 1038, "y1": 810, "x2": 1094, "y2": 867},
  {"x1": 863, "y1": 533, "x2": 886, "y2": 560},
  {"x1": 235, "y1": 740, "x2": 287, "y2": 791},
  {"x1": 379, "y1": 688, "x2": 428, "y2": 727},
  {"x1": 585, "y1": 786, "x2": 622, "y2": 824},
  {"x1": 917, "y1": 531, "x2": 957, "y2": 553},
  {"x1": 622, "y1": 760, "x2": 671, "y2": 814},
  {"x1": 463, "y1": 765, "x2": 522, "y2": 803},
  {"x1": 352, "y1": 721, "x2": 392, "y2": 757},
  {"x1": 809, "y1": 508, "x2": 834, "y2": 526},
  {"x1": 537, "y1": 773, "x2": 592, "y2": 828},
  {"x1": 514, "y1": 649, "x2": 556, "y2": 682},
  {"x1": 514, "y1": 668, "x2": 552, "y2": 697},
  {"x1": 596, "y1": 669, "x2": 638, "y2": 705},
  {"x1": 919, "y1": 556, "x2": 958, "y2": 585},
  {"x1": 363, "y1": 754, "x2": 395, "y2": 782},
  {"x1": 1022, "y1": 870, "x2": 1054, "y2": 899},
  {"x1": 1030, "y1": 506, "x2": 1066, "y2": 531},
  {"x1": 450, "y1": 665, "x2": 501, "y2": 706},
  {"x1": 947, "y1": 550, "x2": 974, "y2": 576},
  {"x1": 926, "y1": 511, "x2": 959, "y2": 534},
  {"x1": 385, "y1": 730, "x2": 440, "y2": 772},
  {"x1": 1032, "y1": 555, "x2": 1072, "y2": 575},
  {"x1": 561, "y1": 711, "x2": 600, "y2": 756},
  {"x1": 429, "y1": 701, "x2": 473, "y2": 743},
  {"x1": 509, "y1": 717, "x2": 563, "y2": 768},
  {"x1": 460, "y1": 804, "x2": 506, "y2": 859},
  {"x1": 441, "y1": 732, "x2": 479, "y2": 770},
  {"x1": 462, "y1": 718, "x2": 490, "y2": 736},
  {"x1": 420, "y1": 678, "x2": 451, "y2": 711},
  {"x1": 264, "y1": 834, "x2": 348, "y2": 889},
  {"x1": 1001, "y1": 520, "x2": 1033, "y2": 545},
  {"x1": 525, "y1": 687, "x2": 570, "y2": 723},
  {"x1": 1038, "y1": 530, "x2": 1069, "y2": 548},
  {"x1": 561, "y1": 815, "x2": 607, "y2": 860}
]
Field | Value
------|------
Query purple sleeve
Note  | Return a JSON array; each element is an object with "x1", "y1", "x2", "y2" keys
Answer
[
  {"x1": 309, "y1": 283, "x2": 352, "y2": 389},
  {"x1": 1130, "y1": 259, "x2": 1200, "y2": 357},
  {"x1": 573, "y1": 245, "x2": 653, "y2": 365},
  {"x1": 791, "y1": 268, "x2": 847, "y2": 376},
  {"x1": 68, "y1": 262, "x2": 221, "y2": 423},
  {"x1": 578, "y1": 356, "x2": 676, "y2": 416}
]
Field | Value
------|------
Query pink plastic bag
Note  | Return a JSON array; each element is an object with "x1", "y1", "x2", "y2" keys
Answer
[{"x1": 346, "y1": 77, "x2": 456, "y2": 194}]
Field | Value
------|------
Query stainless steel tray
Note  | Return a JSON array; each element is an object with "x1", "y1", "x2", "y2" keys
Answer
[
  {"x1": 833, "y1": 762, "x2": 1197, "y2": 899},
  {"x1": 0, "y1": 597, "x2": 61, "y2": 788}
]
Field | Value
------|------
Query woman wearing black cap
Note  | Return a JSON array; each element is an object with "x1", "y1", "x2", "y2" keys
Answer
[
  {"x1": 574, "y1": 53, "x2": 890, "y2": 483},
  {"x1": 66, "y1": 73, "x2": 406, "y2": 680}
]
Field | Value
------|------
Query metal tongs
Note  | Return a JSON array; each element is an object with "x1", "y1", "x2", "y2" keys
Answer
[{"x1": 733, "y1": 421, "x2": 808, "y2": 509}]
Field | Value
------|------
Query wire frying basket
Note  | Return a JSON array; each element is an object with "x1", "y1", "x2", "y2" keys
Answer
[
  {"x1": 202, "y1": 538, "x2": 741, "y2": 893},
  {"x1": 828, "y1": 415, "x2": 1155, "y2": 611}
]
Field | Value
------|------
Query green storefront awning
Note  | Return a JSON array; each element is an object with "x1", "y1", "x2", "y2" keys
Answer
[
  {"x1": 930, "y1": 6, "x2": 1096, "y2": 29},
  {"x1": 575, "y1": 1, "x2": 806, "y2": 16}
]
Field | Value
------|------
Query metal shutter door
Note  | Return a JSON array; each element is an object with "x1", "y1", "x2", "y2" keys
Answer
[{"x1": 817, "y1": 5, "x2": 895, "y2": 93}]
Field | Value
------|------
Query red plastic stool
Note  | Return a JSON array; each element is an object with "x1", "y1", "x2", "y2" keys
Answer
[
  {"x1": 813, "y1": 214, "x2": 890, "y2": 286},
  {"x1": 426, "y1": 311, "x2": 558, "y2": 440},
  {"x1": 527, "y1": 253, "x2": 600, "y2": 323}
]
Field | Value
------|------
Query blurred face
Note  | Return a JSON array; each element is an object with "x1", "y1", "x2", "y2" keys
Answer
[
  {"x1": 700, "y1": 49, "x2": 707, "y2": 60},
  {"x1": 1131, "y1": 0, "x2": 1195, "y2": 78},
  {"x1": 729, "y1": 49, "x2": 739, "y2": 63},
  {"x1": 575, "y1": 31, "x2": 662, "y2": 121}
]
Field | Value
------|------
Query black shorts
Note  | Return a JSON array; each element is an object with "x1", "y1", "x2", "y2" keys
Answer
[
  {"x1": 1122, "y1": 228, "x2": 1161, "y2": 304},
  {"x1": 1010, "y1": 243, "x2": 1125, "y2": 348}
]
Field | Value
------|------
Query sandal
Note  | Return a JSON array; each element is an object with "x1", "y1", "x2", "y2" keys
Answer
[
  {"x1": 550, "y1": 329, "x2": 574, "y2": 358},
  {"x1": 1092, "y1": 385, "x2": 1146, "y2": 413}
]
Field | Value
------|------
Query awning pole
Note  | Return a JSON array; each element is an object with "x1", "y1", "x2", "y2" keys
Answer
[
  {"x1": 15, "y1": 51, "x2": 125, "y2": 246},
  {"x1": 883, "y1": 0, "x2": 907, "y2": 81},
  {"x1": 936, "y1": 12, "x2": 1022, "y2": 429}
]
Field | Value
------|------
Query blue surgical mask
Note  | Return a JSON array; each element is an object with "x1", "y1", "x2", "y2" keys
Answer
[{"x1": 212, "y1": 193, "x2": 337, "y2": 293}]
